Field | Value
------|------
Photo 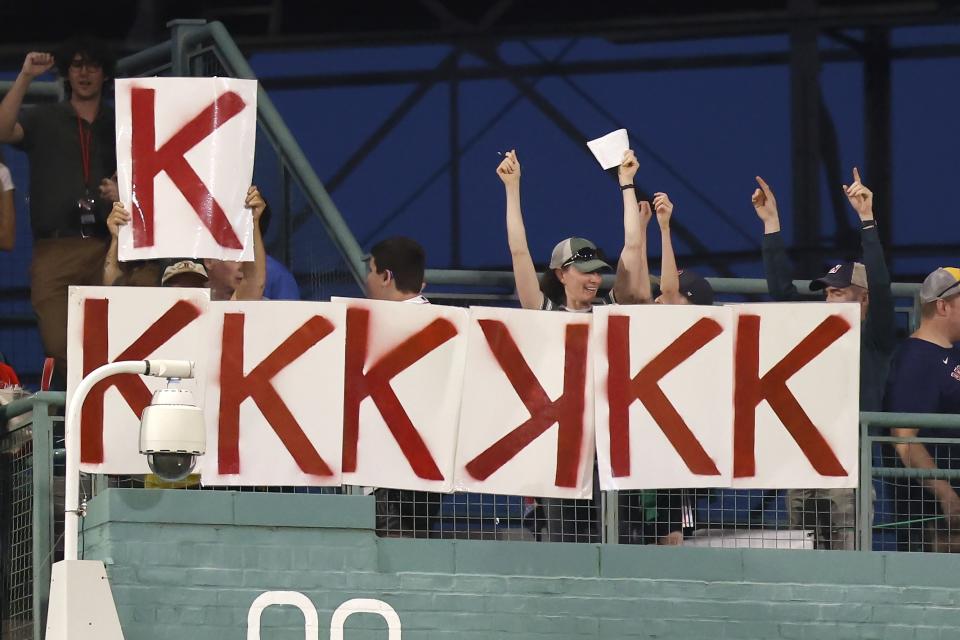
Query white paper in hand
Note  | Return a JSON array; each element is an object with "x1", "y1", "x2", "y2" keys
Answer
[{"x1": 586, "y1": 129, "x2": 629, "y2": 170}]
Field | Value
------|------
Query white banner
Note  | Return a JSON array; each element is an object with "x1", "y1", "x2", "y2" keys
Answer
[
  {"x1": 333, "y1": 298, "x2": 468, "y2": 493},
  {"x1": 592, "y1": 305, "x2": 734, "y2": 490},
  {"x1": 67, "y1": 286, "x2": 210, "y2": 474},
  {"x1": 201, "y1": 302, "x2": 347, "y2": 486},
  {"x1": 730, "y1": 303, "x2": 860, "y2": 488},
  {"x1": 454, "y1": 307, "x2": 596, "y2": 499},
  {"x1": 115, "y1": 77, "x2": 258, "y2": 261},
  {"x1": 66, "y1": 288, "x2": 862, "y2": 491}
]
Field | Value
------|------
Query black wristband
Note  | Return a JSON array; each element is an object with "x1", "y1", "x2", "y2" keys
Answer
[
  {"x1": 620, "y1": 184, "x2": 635, "y2": 191},
  {"x1": 860, "y1": 219, "x2": 877, "y2": 230}
]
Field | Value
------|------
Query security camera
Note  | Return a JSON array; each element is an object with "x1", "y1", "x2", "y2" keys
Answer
[{"x1": 139, "y1": 386, "x2": 205, "y2": 482}]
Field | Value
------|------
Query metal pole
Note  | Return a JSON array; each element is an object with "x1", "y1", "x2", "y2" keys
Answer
[
  {"x1": 789, "y1": 0, "x2": 822, "y2": 275},
  {"x1": 204, "y1": 21, "x2": 367, "y2": 287},
  {"x1": 167, "y1": 18, "x2": 209, "y2": 77},
  {"x1": 864, "y1": 28, "x2": 893, "y2": 249},
  {"x1": 64, "y1": 361, "x2": 150, "y2": 560},
  {"x1": 449, "y1": 53, "x2": 462, "y2": 268},
  {"x1": 63, "y1": 360, "x2": 195, "y2": 560}
]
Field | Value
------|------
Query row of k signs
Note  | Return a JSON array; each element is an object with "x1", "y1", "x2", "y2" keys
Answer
[{"x1": 67, "y1": 286, "x2": 861, "y2": 498}]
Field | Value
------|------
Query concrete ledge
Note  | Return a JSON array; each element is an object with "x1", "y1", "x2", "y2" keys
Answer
[{"x1": 84, "y1": 488, "x2": 375, "y2": 530}]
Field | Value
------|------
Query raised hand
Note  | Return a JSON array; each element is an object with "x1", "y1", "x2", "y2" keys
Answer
[
  {"x1": 106, "y1": 202, "x2": 130, "y2": 238},
  {"x1": 245, "y1": 185, "x2": 266, "y2": 222},
  {"x1": 639, "y1": 200, "x2": 652, "y2": 227},
  {"x1": 21, "y1": 52, "x2": 55, "y2": 79},
  {"x1": 496, "y1": 150, "x2": 521, "y2": 186},
  {"x1": 842, "y1": 167, "x2": 874, "y2": 221},
  {"x1": 752, "y1": 176, "x2": 780, "y2": 232},
  {"x1": 99, "y1": 177, "x2": 118, "y2": 203},
  {"x1": 653, "y1": 192, "x2": 673, "y2": 226},
  {"x1": 619, "y1": 149, "x2": 639, "y2": 185}
]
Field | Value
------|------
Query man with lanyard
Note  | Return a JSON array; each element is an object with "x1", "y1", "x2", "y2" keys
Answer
[{"x1": 0, "y1": 38, "x2": 117, "y2": 387}]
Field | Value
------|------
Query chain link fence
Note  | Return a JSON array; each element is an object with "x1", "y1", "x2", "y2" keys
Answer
[{"x1": 1, "y1": 393, "x2": 59, "y2": 640}]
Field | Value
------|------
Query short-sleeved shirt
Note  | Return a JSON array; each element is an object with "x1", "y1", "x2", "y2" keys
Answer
[
  {"x1": 15, "y1": 102, "x2": 116, "y2": 238},
  {"x1": 0, "y1": 163, "x2": 14, "y2": 192},
  {"x1": 884, "y1": 338, "x2": 960, "y2": 517}
]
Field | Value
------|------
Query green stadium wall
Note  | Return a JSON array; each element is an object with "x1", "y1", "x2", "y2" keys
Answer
[{"x1": 80, "y1": 489, "x2": 960, "y2": 639}]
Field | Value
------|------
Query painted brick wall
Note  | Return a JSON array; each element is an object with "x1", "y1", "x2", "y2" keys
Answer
[{"x1": 81, "y1": 489, "x2": 960, "y2": 640}]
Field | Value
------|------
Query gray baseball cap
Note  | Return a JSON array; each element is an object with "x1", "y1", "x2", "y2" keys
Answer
[
  {"x1": 548, "y1": 237, "x2": 611, "y2": 273},
  {"x1": 919, "y1": 267, "x2": 960, "y2": 303}
]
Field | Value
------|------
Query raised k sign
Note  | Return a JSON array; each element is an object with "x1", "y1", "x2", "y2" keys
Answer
[
  {"x1": 202, "y1": 302, "x2": 347, "y2": 486},
  {"x1": 335, "y1": 298, "x2": 468, "y2": 493},
  {"x1": 592, "y1": 305, "x2": 733, "y2": 490},
  {"x1": 454, "y1": 307, "x2": 596, "y2": 499},
  {"x1": 731, "y1": 303, "x2": 860, "y2": 488},
  {"x1": 114, "y1": 77, "x2": 258, "y2": 261},
  {"x1": 68, "y1": 288, "x2": 860, "y2": 490},
  {"x1": 67, "y1": 286, "x2": 210, "y2": 475}
]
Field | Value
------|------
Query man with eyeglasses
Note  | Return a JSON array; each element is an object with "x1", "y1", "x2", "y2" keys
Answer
[
  {"x1": 0, "y1": 37, "x2": 118, "y2": 387},
  {"x1": 884, "y1": 268, "x2": 960, "y2": 552}
]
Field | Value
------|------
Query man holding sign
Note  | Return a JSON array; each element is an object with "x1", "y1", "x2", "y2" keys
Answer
[{"x1": 0, "y1": 39, "x2": 118, "y2": 384}]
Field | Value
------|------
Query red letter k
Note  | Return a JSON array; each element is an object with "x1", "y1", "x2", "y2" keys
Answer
[{"x1": 130, "y1": 87, "x2": 246, "y2": 249}]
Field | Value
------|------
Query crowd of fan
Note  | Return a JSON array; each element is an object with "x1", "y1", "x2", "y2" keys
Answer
[{"x1": 1, "y1": 37, "x2": 958, "y2": 553}]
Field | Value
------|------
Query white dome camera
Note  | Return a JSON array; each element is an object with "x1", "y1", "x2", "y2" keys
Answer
[{"x1": 139, "y1": 385, "x2": 205, "y2": 482}]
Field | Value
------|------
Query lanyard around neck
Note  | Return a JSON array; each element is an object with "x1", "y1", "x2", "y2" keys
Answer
[{"x1": 76, "y1": 115, "x2": 92, "y2": 187}]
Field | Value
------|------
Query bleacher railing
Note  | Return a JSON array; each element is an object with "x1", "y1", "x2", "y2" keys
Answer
[{"x1": 0, "y1": 391, "x2": 63, "y2": 640}]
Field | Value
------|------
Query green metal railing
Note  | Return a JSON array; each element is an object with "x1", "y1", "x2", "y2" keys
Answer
[
  {"x1": 2, "y1": 387, "x2": 958, "y2": 635},
  {"x1": 0, "y1": 391, "x2": 63, "y2": 640},
  {"x1": 858, "y1": 411, "x2": 960, "y2": 552}
]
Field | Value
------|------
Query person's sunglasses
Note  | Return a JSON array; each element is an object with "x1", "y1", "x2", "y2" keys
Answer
[
  {"x1": 935, "y1": 279, "x2": 960, "y2": 300},
  {"x1": 561, "y1": 247, "x2": 603, "y2": 268}
]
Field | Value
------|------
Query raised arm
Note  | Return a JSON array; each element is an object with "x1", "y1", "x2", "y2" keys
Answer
[
  {"x1": 0, "y1": 165, "x2": 15, "y2": 251},
  {"x1": 612, "y1": 149, "x2": 652, "y2": 304},
  {"x1": 103, "y1": 202, "x2": 130, "y2": 285},
  {"x1": 754, "y1": 176, "x2": 801, "y2": 301},
  {"x1": 0, "y1": 53, "x2": 54, "y2": 144},
  {"x1": 233, "y1": 186, "x2": 267, "y2": 301},
  {"x1": 844, "y1": 167, "x2": 895, "y2": 350},
  {"x1": 655, "y1": 192, "x2": 686, "y2": 304},
  {"x1": 497, "y1": 150, "x2": 543, "y2": 310}
]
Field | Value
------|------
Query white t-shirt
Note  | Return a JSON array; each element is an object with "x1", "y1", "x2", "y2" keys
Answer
[{"x1": 0, "y1": 164, "x2": 14, "y2": 192}]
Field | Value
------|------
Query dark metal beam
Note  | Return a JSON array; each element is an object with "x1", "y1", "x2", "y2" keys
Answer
[
  {"x1": 197, "y1": 3, "x2": 960, "y2": 52},
  {"x1": 864, "y1": 28, "x2": 893, "y2": 249},
  {"x1": 258, "y1": 43, "x2": 960, "y2": 90},
  {"x1": 324, "y1": 53, "x2": 458, "y2": 194},
  {"x1": 449, "y1": 53, "x2": 462, "y2": 267},
  {"x1": 790, "y1": 0, "x2": 823, "y2": 275},
  {"x1": 519, "y1": 41, "x2": 760, "y2": 250},
  {"x1": 467, "y1": 42, "x2": 737, "y2": 277},
  {"x1": 355, "y1": 40, "x2": 581, "y2": 248},
  {"x1": 818, "y1": 97, "x2": 858, "y2": 252}
]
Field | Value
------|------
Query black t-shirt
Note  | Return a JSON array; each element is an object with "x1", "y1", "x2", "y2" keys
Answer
[{"x1": 15, "y1": 101, "x2": 116, "y2": 238}]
